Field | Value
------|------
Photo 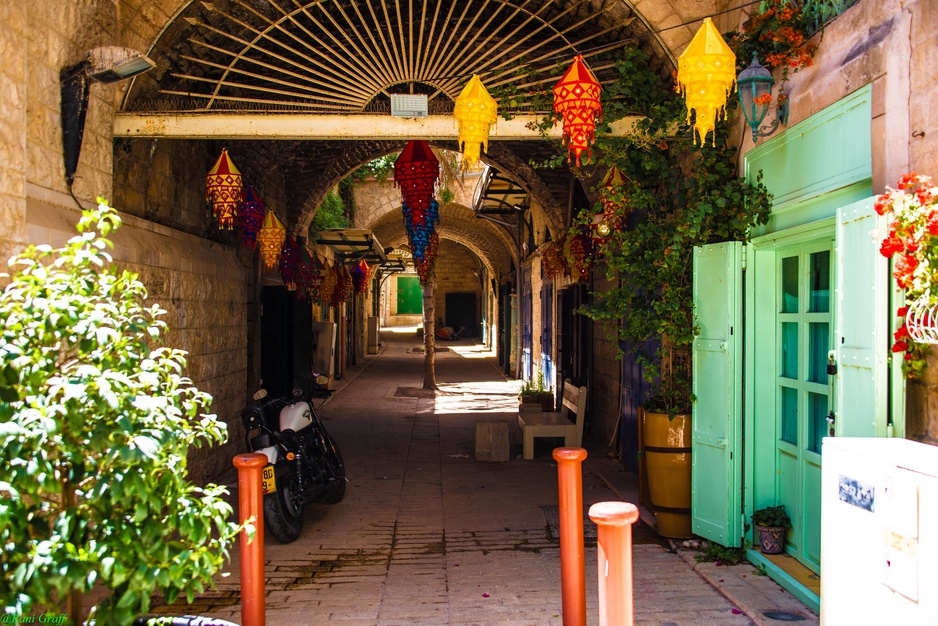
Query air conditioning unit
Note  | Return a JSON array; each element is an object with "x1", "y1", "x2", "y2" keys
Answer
[{"x1": 390, "y1": 94, "x2": 428, "y2": 118}]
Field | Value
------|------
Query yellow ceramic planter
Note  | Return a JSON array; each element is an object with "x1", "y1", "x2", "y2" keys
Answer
[{"x1": 642, "y1": 411, "x2": 692, "y2": 539}]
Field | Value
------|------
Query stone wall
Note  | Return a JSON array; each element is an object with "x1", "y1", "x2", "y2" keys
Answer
[
  {"x1": 434, "y1": 239, "x2": 484, "y2": 333},
  {"x1": 25, "y1": 191, "x2": 248, "y2": 484}
]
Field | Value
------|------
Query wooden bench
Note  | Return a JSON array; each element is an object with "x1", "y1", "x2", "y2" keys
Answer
[{"x1": 517, "y1": 379, "x2": 587, "y2": 460}]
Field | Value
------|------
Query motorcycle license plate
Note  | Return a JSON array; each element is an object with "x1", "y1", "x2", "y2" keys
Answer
[{"x1": 262, "y1": 464, "x2": 277, "y2": 494}]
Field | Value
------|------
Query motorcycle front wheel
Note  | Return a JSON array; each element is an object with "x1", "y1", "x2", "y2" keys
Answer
[{"x1": 263, "y1": 475, "x2": 303, "y2": 543}]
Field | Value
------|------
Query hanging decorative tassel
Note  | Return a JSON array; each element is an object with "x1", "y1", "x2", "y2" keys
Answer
[{"x1": 205, "y1": 148, "x2": 243, "y2": 229}]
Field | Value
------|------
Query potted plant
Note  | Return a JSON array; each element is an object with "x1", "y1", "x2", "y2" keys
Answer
[
  {"x1": 519, "y1": 368, "x2": 554, "y2": 411},
  {"x1": 751, "y1": 505, "x2": 792, "y2": 554},
  {"x1": 0, "y1": 201, "x2": 241, "y2": 625}
]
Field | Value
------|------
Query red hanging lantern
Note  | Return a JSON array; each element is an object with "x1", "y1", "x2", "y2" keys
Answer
[
  {"x1": 553, "y1": 55, "x2": 603, "y2": 167},
  {"x1": 394, "y1": 140, "x2": 439, "y2": 214},
  {"x1": 205, "y1": 148, "x2": 242, "y2": 230},
  {"x1": 565, "y1": 230, "x2": 595, "y2": 283},
  {"x1": 351, "y1": 259, "x2": 371, "y2": 294},
  {"x1": 238, "y1": 185, "x2": 266, "y2": 248},
  {"x1": 332, "y1": 266, "x2": 353, "y2": 308}
]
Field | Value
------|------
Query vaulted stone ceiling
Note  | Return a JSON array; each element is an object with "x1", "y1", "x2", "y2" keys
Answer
[{"x1": 117, "y1": 0, "x2": 720, "y2": 268}]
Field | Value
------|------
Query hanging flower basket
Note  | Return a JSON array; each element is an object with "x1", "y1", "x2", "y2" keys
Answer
[
  {"x1": 906, "y1": 292, "x2": 938, "y2": 344},
  {"x1": 876, "y1": 172, "x2": 938, "y2": 375}
]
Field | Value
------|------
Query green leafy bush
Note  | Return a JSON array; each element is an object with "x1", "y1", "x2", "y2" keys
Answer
[{"x1": 0, "y1": 200, "x2": 240, "y2": 625}]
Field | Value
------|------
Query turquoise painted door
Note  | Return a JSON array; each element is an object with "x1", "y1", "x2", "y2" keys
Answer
[
  {"x1": 692, "y1": 242, "x2": 743, "y2": 547},
  {"x1": 775, "y1": 238, "x2": 833, "y2": 572},
  {"x1": 835, "y1": 197, "x2": 889, "y2": 437}
]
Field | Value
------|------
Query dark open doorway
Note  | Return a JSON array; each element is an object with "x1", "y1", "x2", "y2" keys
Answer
[{"x1": 445, "y1": 292, "x2": 478, "y2": 338}]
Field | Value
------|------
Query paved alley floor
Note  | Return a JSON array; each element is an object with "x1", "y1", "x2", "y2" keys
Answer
[{"x1": 152, "y1": 328, "x2": 818, "y2": 625}]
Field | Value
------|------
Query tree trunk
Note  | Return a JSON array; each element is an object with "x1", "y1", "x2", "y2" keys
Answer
[{"x1": 422, "y1": 279, "x2": 437, "y2": 390}]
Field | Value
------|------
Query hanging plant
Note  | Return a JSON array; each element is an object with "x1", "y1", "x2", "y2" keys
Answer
[{"x1": 875, "y1": 172, "x2": 938, "y2": 377}]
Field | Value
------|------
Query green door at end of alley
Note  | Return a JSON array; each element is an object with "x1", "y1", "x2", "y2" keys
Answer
[
  {"x1": 397, "y1": 276, "x2": 423, "y2": 315},
  {"x1": 692, "y1": 241, "x2": 744, "y2": 547}
]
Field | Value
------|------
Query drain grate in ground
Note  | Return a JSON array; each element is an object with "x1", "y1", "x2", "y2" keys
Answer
[
  {"x1": 394, "y1": 387, "x2": 437, "y2": 398},
  {"x1": 542, "y1": 505, "x2": 668, "y2": 547},
  {"x1": 542, "y1": 505, "x2": 598, "y2": 544}
]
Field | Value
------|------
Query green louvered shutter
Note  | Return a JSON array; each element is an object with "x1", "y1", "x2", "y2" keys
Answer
[
  {"x1": 692, "y1": 241, "x2": 744, "y2": 546},
  {"x1": 835, "y1": 197, "x2": 889, "y2": 437}
]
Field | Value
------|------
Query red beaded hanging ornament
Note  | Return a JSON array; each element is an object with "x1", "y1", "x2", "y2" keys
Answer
[
  {"x1": 205, "y1": 148, "x2": 243, "y2": 229},
  {"x1": 308, "y1": 255, "x2": 325, "y2": 303},
  {"x1": 279, "y1": 235, "x2": 301, "y2": 290},
  {"x1": 238, "y1": 185, "x2": 266, "y2": 248},
  {"x1": 395, "y1": 140, "x2": 439, "y2": 213},
  {"x1": 295, "y1": 248, "x2": 314, "y2": 300},
  {"x1": 553, "y1": 55, "x2": 603, "y2": 167}
]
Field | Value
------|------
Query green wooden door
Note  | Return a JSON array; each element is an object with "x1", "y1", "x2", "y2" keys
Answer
[
  {"x1": 835, "y1": 197, "x2": 889, "y2": 437},
  {"x1": 396, "y1": 276, "x2": 423, "y2": 314},
  {"x1": 775, "y1": 238, "x2": 833, "y2": 572},
  {"x1": 691, "y1": 242, "x2": 743, "y2": 546}
]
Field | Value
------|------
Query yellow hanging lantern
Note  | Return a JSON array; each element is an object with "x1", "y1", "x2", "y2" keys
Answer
[
  {"x1": 676, "y1": 17, "x2": 736, "y2": 146},
  {"x1": 256, "y1": 210, "x2": 286, "y2": 270},
  {"x1": 205, "y1": 148, "x2": 243, "y2": 230},
  {"x1": 453, "y1": 75, "x2": 498, "y2": 170}
]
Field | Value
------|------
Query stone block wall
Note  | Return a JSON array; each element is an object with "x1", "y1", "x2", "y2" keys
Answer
[{"x1": 433, "y1": 239, "x2": 483, "y2": 329}]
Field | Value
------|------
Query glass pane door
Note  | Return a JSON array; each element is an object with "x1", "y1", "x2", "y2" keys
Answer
[{"x1": 775, "y1": 241, "x2": 833, "y2": 573}]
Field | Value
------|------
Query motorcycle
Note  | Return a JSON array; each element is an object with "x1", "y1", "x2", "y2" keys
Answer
[{"x1": 239, "y1": 377, "x2": 346, "y2": 543}]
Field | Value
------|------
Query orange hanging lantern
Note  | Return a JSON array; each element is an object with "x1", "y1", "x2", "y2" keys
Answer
[
  {"x1": 256, "y1": 210, "x2": 286, "y2": 270},
  {"x1": 453, "y1": 75, "x2": 498, "y2": 170},
  {"x1": 553, "y1": 55, "x2": 603, "y2": 167},
  {"x1": 205, "y1": 148, "x2": 243, "y2": 230},
  {"x1": 676, "y1": 17, "x2": 736, "y2": 146}
]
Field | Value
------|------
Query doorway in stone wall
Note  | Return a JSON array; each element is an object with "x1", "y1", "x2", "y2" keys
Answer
[
  {"x1": 445, "y1": 292, "x2": 478, "y2": 338},
  {"x1": 260, "y1": 286, "x2": 314, "y2": 398}
]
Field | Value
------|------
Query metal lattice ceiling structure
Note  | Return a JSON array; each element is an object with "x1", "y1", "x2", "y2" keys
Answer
[
  {"x1": 117, "y1": 0, "x2": 698, "y2": 273},
  {"x1": 126, "y1": 0, "x2": 672, "y2": 113}
]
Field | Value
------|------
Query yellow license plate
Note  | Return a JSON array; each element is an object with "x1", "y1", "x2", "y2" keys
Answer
[{"x1": 262, "y1": 464, "x2": 276, "y2": 494}]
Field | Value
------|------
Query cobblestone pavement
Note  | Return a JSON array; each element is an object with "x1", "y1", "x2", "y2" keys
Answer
[{"x1": 151, "y1": 328, "x2": 816, "y2": 625}]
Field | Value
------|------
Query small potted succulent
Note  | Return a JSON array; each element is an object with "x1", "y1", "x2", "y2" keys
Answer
[
  {"x1": 519, "y1": 368, "x2": 554, "y2": 411},
  {"x1": 751, "y1": 505, "x2": 791, "y2": 554}
]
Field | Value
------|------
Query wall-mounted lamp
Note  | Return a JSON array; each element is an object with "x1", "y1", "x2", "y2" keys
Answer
[
  {"x1": 60, "y1": 47, "x2": 155, "y2": 187},
  {"x1": 737, "y1": 54, "x2": 789, "y2": 143}
]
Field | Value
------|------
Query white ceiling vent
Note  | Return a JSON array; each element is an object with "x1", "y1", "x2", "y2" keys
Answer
[{"x1": 390, "y1": 94, "x2": 428, "y2": 118}]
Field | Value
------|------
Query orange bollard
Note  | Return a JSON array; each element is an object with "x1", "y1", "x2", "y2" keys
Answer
[
  {"x1": 553, "y1": 447, "x2": 588, "y2": 626},
  {"x1": 588, "y1": 501, "x2": 640, "y2": 626},
  {"x1": 233, "y1": 453, "x2": 268, "y2": 626}
]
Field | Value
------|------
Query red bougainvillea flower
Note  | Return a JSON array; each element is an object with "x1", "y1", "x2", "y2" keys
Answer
[
  {"x1": 897, "y1": 306, "x2": 909, "y2": 317},
  {"x1": 892, "y1": 340, "x2": 909, "y2": 353},
  {"x1": 894, "y1": 325, "x2": 911, "y2": 341}
]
